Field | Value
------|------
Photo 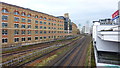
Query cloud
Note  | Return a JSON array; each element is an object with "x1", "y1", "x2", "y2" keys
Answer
[{"x1": 1, "y1": 0, "x2": 119, "y2": 27}]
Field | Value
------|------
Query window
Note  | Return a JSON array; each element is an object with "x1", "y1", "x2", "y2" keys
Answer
[
  {"x1": 52, "y1": 27, "x2": 53, "y2": 29},
  {"x1": 14, "y1": 11, "x2": 19, "y2": 15},
  {"x1": 48, "y1": 36, "x2": 50, "y2": 38},
  {"x1": 44, "y1": 31, "x2": 46, "y2": 34},
  {"x1": 51, "y1": 36, "x2": 53, "y2": 38},
  {"x1": 35, "y1": 26, "x2": 38, "y2": 29},
  {"x1": 35, "y1": 37, "x2": 38, "y2": 40},
  {"x1": 48, "y1": 27, "x2": 50, "y2": 29},
  {"x1": 21, "y1": 12, "x2": 26, "y2": 16},
  {"x1": 14, "y1": 38, "x2": 19, "y2": 42},
  {"x1": 28, "y1": 30, "x2": 31, "y2": 35},
  {"x1": 44, "y1": 22, "x2": 46, "y2": 24},
  {"x1": 21, "y1": 24, "x2": 26, "y2": 28},
  {"x1": 2, "y1": 23, "x2": 8, "y2": 28},
  {"x1": 48, "y1": 31, "x2": 50, "y2": 33},
  {"x1": 27, "y1": 14, "x2": 31, "y2": 17},
  {"x1": 44, "y1": 36, "x2": 46, "y2": 39},
  {"x1": 2, "y1": 15, "x2": 8, "y2": 21},
  {"x1": 14, "y1": 30, "x2": 19, "y2": 35},
  {"x1": 40, "y1": 37, "x2": 42, "y2": 39},
  {"x1": 40, "y1": 21, "x2": 42, "y2": 24},
  {"x1": 28, "y1": 37, "x2": 31, "y2": 41},
  {"x1": 22, "y1": 38, "x2": 25, "y2": 41},
  {"x1": 52, "y1": 31, "x2": 53, "y2": 33},
  {"x1": 2, "y1": 30, "x2": 8, "y2": 35},
  {"x1": 44, "y1": 17, "x2": 47, "y2": 20},
  {"x1": 35, "y1": 20, "x2": 38, "y2": 24},
  {"x1": 21, "y1": 18, "x2": 26, "y2": 22},
  {"x1": 40, "y1": 31, "x2": 42, "y2": 34},
  {"x1": 28, "y1": 25, "x2": 31, "y2": 28},
  {"x1": 21, "y1": 30, "x2": 26, "y2": 35},
  {"x1": 14, "y1": 24, "x2": 19, "y2": 28},
  {"x1": 52, "y1": 23, "x2": 53, "y2": 26},
  {"x1": 35, "y1": 15, "x2": 38, "y2": 18},
  {"x1": 48, "y1": 23, "x2": 50, "y2": 25},
  {"x1": 2, "y1": 38, "x2": 8, "y2": 43},
  {"x1": 40, "y1": 16, "x2": 43, "y2": 19},
  {"x1": 2, "y1": 8, "x2": 8, "y2": 13},
  {"x1": 48, "y1": 19, "x2": 51, "y2": 21},
  {"x1": 14, "y1": 17, "x2": 19, "y2": 22},
  {"x1": 28, "y1": 19, "x2": 31, "y2": 23},
  {"x1": 35, "y1": 31, "x2": 38, "y2": 34},
  {"x1": 40, "y1": 26, "x2": 42, "y2": 29},
  {"x1": 44, "y1": 26, "x2": 46, "y2": 29}
]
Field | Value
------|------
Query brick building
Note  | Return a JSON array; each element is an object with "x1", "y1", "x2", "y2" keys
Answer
[
  {"x1": 0, "y1": 2, "x2": 68, "y2": 48},
  {"x1": 72, "y1": 22, "x2": 78, "y2": 35}
]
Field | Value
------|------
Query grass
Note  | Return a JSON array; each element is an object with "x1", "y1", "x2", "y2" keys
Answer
[
  {"x1": 33, "y1": 40, "x2": 75, "y2": 66},
  {"x1": 3, "y1": 36, "x2": 81, "y2": 66},
  {"x1": 91, "y1": 41, "x2": 96, "y2": 67},
  {"x1": 85, "y1": 41, "x2": 96, "y2": 67}
]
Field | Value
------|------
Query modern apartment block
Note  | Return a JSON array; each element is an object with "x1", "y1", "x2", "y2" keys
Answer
[
  {"x1": 57, "y1": 13, "x2": 72, "y2": 35},
  {"x1": 0, "y1": 2, "x2": 68, "y2": 48}
]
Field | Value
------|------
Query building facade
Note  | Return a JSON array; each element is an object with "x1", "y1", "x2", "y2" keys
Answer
[
  {"x1": 72, "y1": 22, "x2": 78, "y2": 35},
  {"x1": 57, "y1": 13, "x2": 72, "y2": 35},
  {"x1": 0, "y1": 2, "x2": 67, "y2": 48}
]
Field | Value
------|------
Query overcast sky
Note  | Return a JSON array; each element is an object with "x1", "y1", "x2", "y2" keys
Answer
[{"x1": 1, "y1": 0, "x2": 119, "y2": 28}]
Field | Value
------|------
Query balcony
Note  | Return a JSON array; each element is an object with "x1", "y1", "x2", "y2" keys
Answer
[
  {"x1": 98, "y1": 26, "x2": 120, "y2": 42},
  {"x1": 98, "y1": 31, "x2": 120, "y2": 42}
]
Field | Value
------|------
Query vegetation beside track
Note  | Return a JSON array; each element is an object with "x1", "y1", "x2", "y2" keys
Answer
[
  {"x1": 25, "y1": 36, "x2": 81, "y2": 66},
  {"x1": 3, "y1": 36, "x2": 79, "y2": 54},
  {"x1": 2, "y1": 36, "x2": 81, "y2": 66},
  {"x1": 85, "y1": 41, "x2": 96, "y2": 67}
]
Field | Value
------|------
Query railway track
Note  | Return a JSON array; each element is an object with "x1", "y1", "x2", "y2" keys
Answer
[
  {"x1": 2, "y1": 36, "x2": 81, "y2": 67},
  {"x1": 23, "y1": 36, "x2": 85, "y2": 67},
  {"x1": 22, "y1": 36, "x2": 82, "y2": 66},
  {"x1": 49, "y1": 35, "x2": 91, "y2": 67},
  {"x1": 2, "y1": 36, "x2": 77, "y2": 57}
]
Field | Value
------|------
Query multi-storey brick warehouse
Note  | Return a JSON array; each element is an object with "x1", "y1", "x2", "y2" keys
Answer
[{"x1": 0, "y1": 2, "x2": 68, "y2": 48}]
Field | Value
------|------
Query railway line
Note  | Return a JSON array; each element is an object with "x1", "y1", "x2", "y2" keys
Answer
[
  {"x1": 24, "y1": 36, "x2": 84, "y2": 66},
  {"x1": 23, "y1": 35, "x2": 90, "y2": 67},
  {"x1": 48, "y1": 35, "x2": 91, "y2": 66},
  {"x1": 2, "y1": 36, "x2": 81, "y2": 67}
]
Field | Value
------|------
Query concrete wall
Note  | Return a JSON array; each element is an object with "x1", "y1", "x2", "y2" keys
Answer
[
  {"x1": 96, "y1": 36, "x2": 120, "y2": 52},
  {"x1": 96, "y1": 25, "x2": 120, "y2": 52}
]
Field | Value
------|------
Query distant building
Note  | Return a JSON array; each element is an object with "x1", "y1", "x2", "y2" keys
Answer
[
  {"x1": 77, "y1": 29, "x2": 80, "y2": 34},
  {"x1": 57, "y1": 13, "x2": 72, "y2": 35},
  {"x1": 99, "y1": 18, "x2": 113, "y2": 25},
  {"x1": 72, "y1": 22, "x2": 78, "y2": 35},
  {"x1": 81, "y1": 26, "x2": 85, "y2": 34}
]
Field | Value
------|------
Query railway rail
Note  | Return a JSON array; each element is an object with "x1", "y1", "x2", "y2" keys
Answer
[{"x1": 1, "y1": 36, "x2": 81, "y2": 67}]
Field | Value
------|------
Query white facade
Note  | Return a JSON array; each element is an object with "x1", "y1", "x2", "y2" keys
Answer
[
  {"x1": 93, "y1": 24, "x2": 120, "y2": 52},
  {"x1": 92, "y1": 1, "x2": 120, "y2": 67}
]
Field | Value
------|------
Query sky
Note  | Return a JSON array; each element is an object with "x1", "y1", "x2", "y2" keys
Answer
[{"x1": 0, "y1": 0, "x2": 119, "y2": 28}]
